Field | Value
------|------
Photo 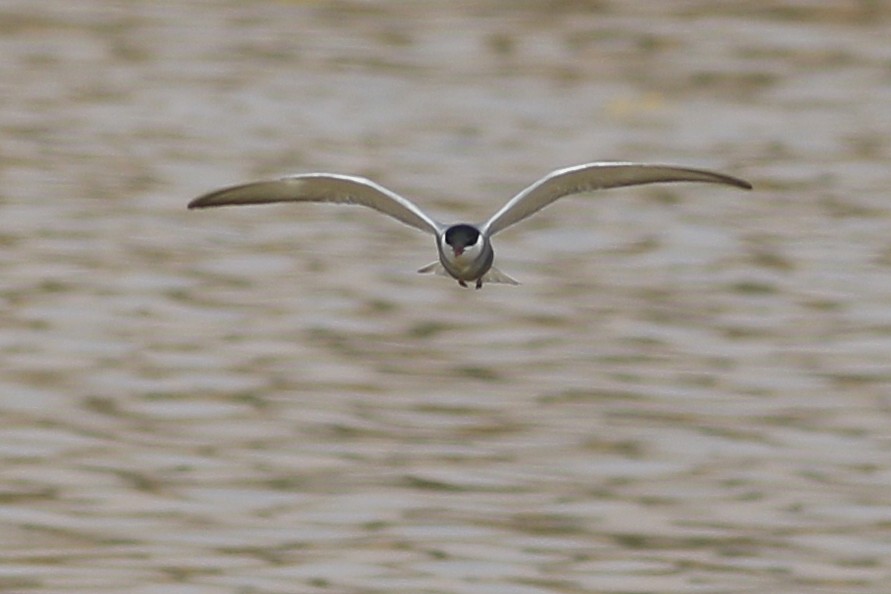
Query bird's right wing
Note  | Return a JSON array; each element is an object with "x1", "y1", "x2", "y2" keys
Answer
[{"x1": 188, "y1": 173, "x2": 444, "y2": 235}]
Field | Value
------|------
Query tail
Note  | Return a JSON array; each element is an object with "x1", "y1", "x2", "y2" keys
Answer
[
  {"x1": 481, "y1": 266, "x2": 519, "y2": 285},
  {"x1": 417, "y1": 261, "x2": 450, "y2": 277}
]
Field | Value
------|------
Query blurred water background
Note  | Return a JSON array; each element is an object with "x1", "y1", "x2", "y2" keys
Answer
[{"x1": 2, "y1": 1, "x2": 891, "y2": 592}]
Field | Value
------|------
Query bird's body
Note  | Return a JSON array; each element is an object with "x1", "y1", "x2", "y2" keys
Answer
[
  {"x1": 437, "y1": 224, "x2": 495, "y2": 288},
  {"x1": 189, "y1": 162, "x2": 751, "y2": 288}
]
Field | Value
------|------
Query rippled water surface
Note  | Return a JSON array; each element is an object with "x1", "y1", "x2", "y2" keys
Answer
[{"x1": 2, "y1": 1, "x2": 891, "y2": 592}]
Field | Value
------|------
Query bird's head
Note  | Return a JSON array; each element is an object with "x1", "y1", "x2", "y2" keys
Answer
[{"x1": 443, "y1": 224, "x2": 482, "y2": 259}]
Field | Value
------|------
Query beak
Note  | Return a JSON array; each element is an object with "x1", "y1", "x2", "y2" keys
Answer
[{"x1": 453, "y1": 247, "x2": 464, "y2": 257}]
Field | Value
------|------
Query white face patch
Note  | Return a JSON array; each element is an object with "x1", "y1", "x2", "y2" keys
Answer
[{"x1": 460, "y1": 235, "x2": 483, "y2": 258}]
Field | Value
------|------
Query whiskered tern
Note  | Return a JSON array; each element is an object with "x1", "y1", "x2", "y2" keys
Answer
[{"x1": 189, "y1": 162, "x2": 751, "y2": 289}]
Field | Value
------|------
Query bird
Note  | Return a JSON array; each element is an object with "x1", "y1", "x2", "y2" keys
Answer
[{"x1": 188, "y1": 162, "x2": 752, "y2": 289}]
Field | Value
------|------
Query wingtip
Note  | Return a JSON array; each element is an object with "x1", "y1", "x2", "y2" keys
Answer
[
  {"x1": 710, "y1": 173, "x2": 752, "y2": 191},
  {"x1": 187, "y1": 194, "x2": 217, "y2": 209}
]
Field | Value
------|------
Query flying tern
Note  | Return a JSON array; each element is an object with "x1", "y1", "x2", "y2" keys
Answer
[{"x1": 188, "y1": 162, "x2": 751, "y2": 288}]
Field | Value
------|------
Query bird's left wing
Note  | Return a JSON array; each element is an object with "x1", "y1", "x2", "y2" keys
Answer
[
  {"x1": 189, "y1": 173, "x2": 444, "y2": 235},
  {"x1": 481, "y1": 162, "x2": 752, "y2": 236}
]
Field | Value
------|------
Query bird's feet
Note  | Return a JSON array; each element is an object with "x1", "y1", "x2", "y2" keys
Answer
[{"x1": 457, "y1": 279, "x2": 483, "y2": 289}]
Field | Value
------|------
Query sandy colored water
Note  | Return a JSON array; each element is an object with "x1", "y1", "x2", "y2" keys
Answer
[{"x1": 2, "y1": 1, "x2": 891, "y2": 592}]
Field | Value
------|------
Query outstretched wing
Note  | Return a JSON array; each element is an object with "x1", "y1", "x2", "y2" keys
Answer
[
  {"x1": 481, "y1": 162, "x2": 752, "y2": 236},
  {"x1": 189, "y1": 173, "x2": 444, "y2": 235}
]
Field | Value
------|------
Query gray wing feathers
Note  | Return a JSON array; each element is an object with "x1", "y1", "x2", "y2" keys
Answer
[
  {"x1": 482, "y1": 162, "x2": 752, "y2": 236},
  {"x1": 188, "y1": 174, "x2": 443, "y2": 235}
]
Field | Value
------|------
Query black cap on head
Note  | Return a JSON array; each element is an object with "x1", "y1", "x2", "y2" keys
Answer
[{"x1": 444, "y1": 224, "x2": 480, "y2": 249}]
